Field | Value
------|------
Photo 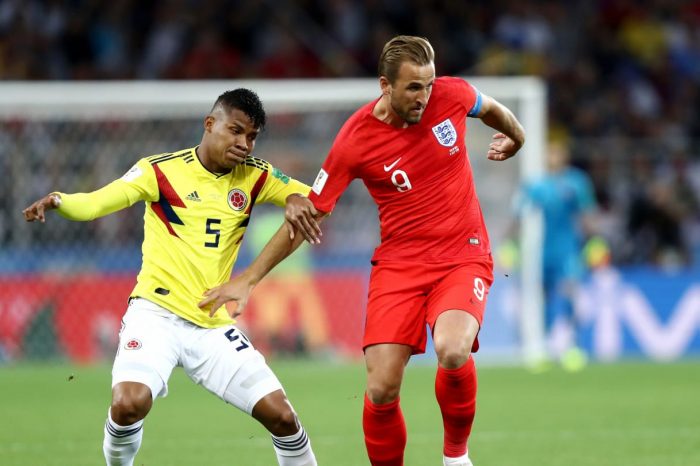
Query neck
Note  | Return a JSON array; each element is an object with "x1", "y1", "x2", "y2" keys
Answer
[
  {"x1": 372, "y1": 96, "x2": 407, "y2": 128},
  {"x1": 196, "y1": 145, "x2": 225, "y2": 174}
]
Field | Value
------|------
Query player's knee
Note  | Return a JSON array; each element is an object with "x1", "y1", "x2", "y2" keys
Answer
[
  {"x1": 436, "y1": 344, "x2": 470, "y2": 369},
  {"x1": 366, "y1": 381, "x2": 401, "y2": 404},
  {"x1": 268, "y1": 406, "x2": 300, "y2": 437},
  {"x1": 111, "y1": 383, "x2": 152, "y2": 425}
]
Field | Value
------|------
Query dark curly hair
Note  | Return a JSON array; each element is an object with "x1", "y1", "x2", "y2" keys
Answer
[{"x1": 211, "y1": 88, "x2": 267, "y2": 130}]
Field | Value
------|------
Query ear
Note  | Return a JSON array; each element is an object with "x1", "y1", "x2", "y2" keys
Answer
[
  {"x1": 204, "y1": 115, "x2": 214, "y2": 132},
  {"x1": 379, "y1": 76, "x2": 392, "y2": 96}
]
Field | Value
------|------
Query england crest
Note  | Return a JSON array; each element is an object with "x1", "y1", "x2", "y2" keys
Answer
[{"x1": 432, "y1": 118, "x2": 457, "y2": 147}]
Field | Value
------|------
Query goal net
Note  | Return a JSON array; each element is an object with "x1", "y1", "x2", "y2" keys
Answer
[{"x1": 0, "y1": 78, "x2": 546, "y2": 364}]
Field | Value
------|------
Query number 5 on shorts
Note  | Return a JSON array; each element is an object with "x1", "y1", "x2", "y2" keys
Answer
[{"x1": 224, "y1": 328, "x2": 250, "y2": 352}]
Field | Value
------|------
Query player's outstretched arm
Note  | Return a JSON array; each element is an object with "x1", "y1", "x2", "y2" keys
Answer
[
  {"x1": 23, "y1": 167, "x2": 154, "y2": 224},
  {"x1": 22, "y1": 193, "x2": 62, "y2": 223},
  {"x1": 477, "y1": 94, "x2": 526, "y2": 161},
  {"x1": 199, "y1": 212, "x2": 327, "y2": 318},
  {"x1": 284, "y1": 193, "x2": 322, "y2": 244}
]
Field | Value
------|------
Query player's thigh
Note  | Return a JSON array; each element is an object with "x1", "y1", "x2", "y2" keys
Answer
[
  {"x1": 426, "y1": 259, "x2": 494, "y2": 351},
  {"x1": 112, "y1": 299, "x2": 180, "y2": 399},
  {"x1": 365, "y1": 262, "x2": 431, "y2": 354},
  {"x1": 225, "y1": 352, "x2": 285, "y2": 416},
  {"x1": 184, "y1": 326, "x2": 283, "y2": 415}
]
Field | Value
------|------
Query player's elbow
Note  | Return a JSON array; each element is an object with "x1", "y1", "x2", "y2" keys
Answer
[{"x1": 513, "y1": 125, "x2": 526, "y2": 149}]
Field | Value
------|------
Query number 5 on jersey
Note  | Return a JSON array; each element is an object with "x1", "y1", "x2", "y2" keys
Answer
[{"x1": 205, "y1": 218, "x2": 221, "y2": 248}]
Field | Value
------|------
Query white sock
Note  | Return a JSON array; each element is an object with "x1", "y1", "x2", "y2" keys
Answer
[
  {"x1": 271, "y1": 426, "x2": 317, "y2": 466},
  {"x1": 444, "y1": 452, "x2": 473, "y2": 466},
  {"x1": 103, "y1": 410, "x2": 144, "y2": 466}
]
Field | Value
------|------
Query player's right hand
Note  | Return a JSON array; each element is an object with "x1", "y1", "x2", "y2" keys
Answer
[
  {"x1": 487, "y1": 133, "x2": 521, "y2": 161},
  {"x1": 198, "y1": 276, "x2": 255, "y2": 319},
  {"x1": 22, "y1": 193, "x2": 61, "y2": 223},
  {"x1": 284, "y1": 193, "x2": 322, "y2": 244}
]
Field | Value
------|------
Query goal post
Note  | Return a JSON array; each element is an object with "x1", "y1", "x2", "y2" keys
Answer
[
  {"x1": 0, "y1": 77, "x2": 546, "y2": 364},
  {"x1": 460, "y1": 77, "x2": 547, "y2": 365}
]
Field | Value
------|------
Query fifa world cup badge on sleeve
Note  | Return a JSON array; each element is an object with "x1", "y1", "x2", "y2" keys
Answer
[
  {"x1": 312, "y1": 168, "x2": 328, "y2": 195},
  {"x1": 122, "y1": 165, "x2": 143, "y2": 182}
]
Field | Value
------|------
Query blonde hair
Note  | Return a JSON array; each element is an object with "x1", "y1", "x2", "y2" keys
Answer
[{"x1": 378, "y1": 35, "x2": 434, "y2": 83}]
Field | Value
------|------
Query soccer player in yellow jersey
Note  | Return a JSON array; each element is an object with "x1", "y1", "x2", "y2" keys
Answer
[{"x1": 23, "y1": 89, "x2": 319, "y2": 466}]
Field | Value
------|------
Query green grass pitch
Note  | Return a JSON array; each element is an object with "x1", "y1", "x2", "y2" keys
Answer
[{"x1": 1, "y1": 360, "x2": 698, "y2": 465}]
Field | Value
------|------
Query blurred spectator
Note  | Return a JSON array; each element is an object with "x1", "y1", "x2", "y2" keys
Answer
[
  {"x1": 90, "y1": 1, "x2": 131, "y2": 78},
  {"x1": 61, "y1": 12, "x2": 96, "y2": 79},
  {"x1": 626, "y1": 180, "x2": 689, "y2": 268},
  {"x1": 175, "y1": 29, "x2": 241, "y2": 79},
  {"x1": 136, "y1": 1, "x2": 189, "y2": 79},
  {"x1": 625, "y1": 151, "x2": 697, "y2": 268}
]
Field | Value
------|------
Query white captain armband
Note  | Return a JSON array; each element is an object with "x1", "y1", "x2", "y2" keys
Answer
[{"x1": 49, "y1": 193, "x2": 62, "y2": 207}]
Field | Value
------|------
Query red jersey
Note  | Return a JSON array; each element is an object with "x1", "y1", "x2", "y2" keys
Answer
[{"x1": 309, "y1": 76, "x2": 490, "y2": 263}]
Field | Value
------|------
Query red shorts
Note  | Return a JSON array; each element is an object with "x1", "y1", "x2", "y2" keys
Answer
[{"x1": 363, "y1": 257, "x2": 494, "y2": 354}]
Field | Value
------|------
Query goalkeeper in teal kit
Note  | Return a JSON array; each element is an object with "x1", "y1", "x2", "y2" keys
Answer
[{"x1": 517, "y1": 140, "x2": 598, "y2": 371}]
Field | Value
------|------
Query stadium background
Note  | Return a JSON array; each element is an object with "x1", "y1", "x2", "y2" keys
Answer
[{"x1": 1, "y1": 1, "x2": 699, "y2": 465}]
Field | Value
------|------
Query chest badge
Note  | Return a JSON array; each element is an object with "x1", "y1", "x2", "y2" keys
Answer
[
  {"x1": 432, "y1": 118, "x2": 457, "y2": 147},
  {"x1": 227, "y1": 189, "x2": 248, "y2": 211}
]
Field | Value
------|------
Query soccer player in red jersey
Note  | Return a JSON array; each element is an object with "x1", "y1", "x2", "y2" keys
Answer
[{"x1": 200, "y1": 36, "x2": 525, "y2": 466}]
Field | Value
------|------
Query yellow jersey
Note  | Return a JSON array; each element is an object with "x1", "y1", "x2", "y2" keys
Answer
[{"x1": 56, "y1": 147, "x2": 310, "y2": 328}]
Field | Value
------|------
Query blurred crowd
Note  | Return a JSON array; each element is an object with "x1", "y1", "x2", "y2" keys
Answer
[{"x1": 1, "y1": 0, "x2": 700, "y2": 267}]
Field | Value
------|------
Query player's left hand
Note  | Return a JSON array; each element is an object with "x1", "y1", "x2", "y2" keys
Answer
[
  {"x1": 198, "y1": 277, "x2": 255, "y2": 319},
  {"x1": 284, "y1": 193, "x2": 322, "y2": 244},
  {"x1": 22, "y1": 193, "x2": 61, "y2": 223},
  {"x1": 487, "y1": 133, "x2": 521, "y2": 161}
]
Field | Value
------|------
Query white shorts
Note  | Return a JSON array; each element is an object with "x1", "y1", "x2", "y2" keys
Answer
[{"x1": 112, "y1": 298, "x2": 283, "y2": 414}]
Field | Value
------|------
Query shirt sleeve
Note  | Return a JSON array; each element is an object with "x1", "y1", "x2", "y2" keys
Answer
[
  {"x1": 439, "y1": 76, "x2": 483, "y2": 118},
  {"x1": 56, "y1": 158, "x2": 158, "y2": 221},
  {"x1": 255, "y1": 163, "x2": 311, "y2": 207},
  {"x1": 308, "y1": 139, "x2": 356, "y2": 214}
]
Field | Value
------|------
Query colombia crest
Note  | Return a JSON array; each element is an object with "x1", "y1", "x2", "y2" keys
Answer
[
  {"x1": 124, "y1": 339, "x2": 142, "y2": 350},
  {"x1": 227, "y1": 189, "x2": 248, "y2": 211}
]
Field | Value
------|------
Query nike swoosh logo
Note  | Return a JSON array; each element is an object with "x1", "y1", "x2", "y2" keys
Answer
[{"x1": 383, "y1": 157, "x2": 402, "y2": 172}]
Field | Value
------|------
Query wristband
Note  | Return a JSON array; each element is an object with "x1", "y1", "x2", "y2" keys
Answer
[{"x1": 50, "y1": 193, "x2": 62, "y2": 207}]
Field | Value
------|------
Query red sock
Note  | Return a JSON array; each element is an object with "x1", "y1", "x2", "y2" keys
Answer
[
  {"x1": 363, "y1": 393, "x2": 406, "y2": 466},
  {"x1": 435, "y1": 355, "x2": 477, "y2": 457}
]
